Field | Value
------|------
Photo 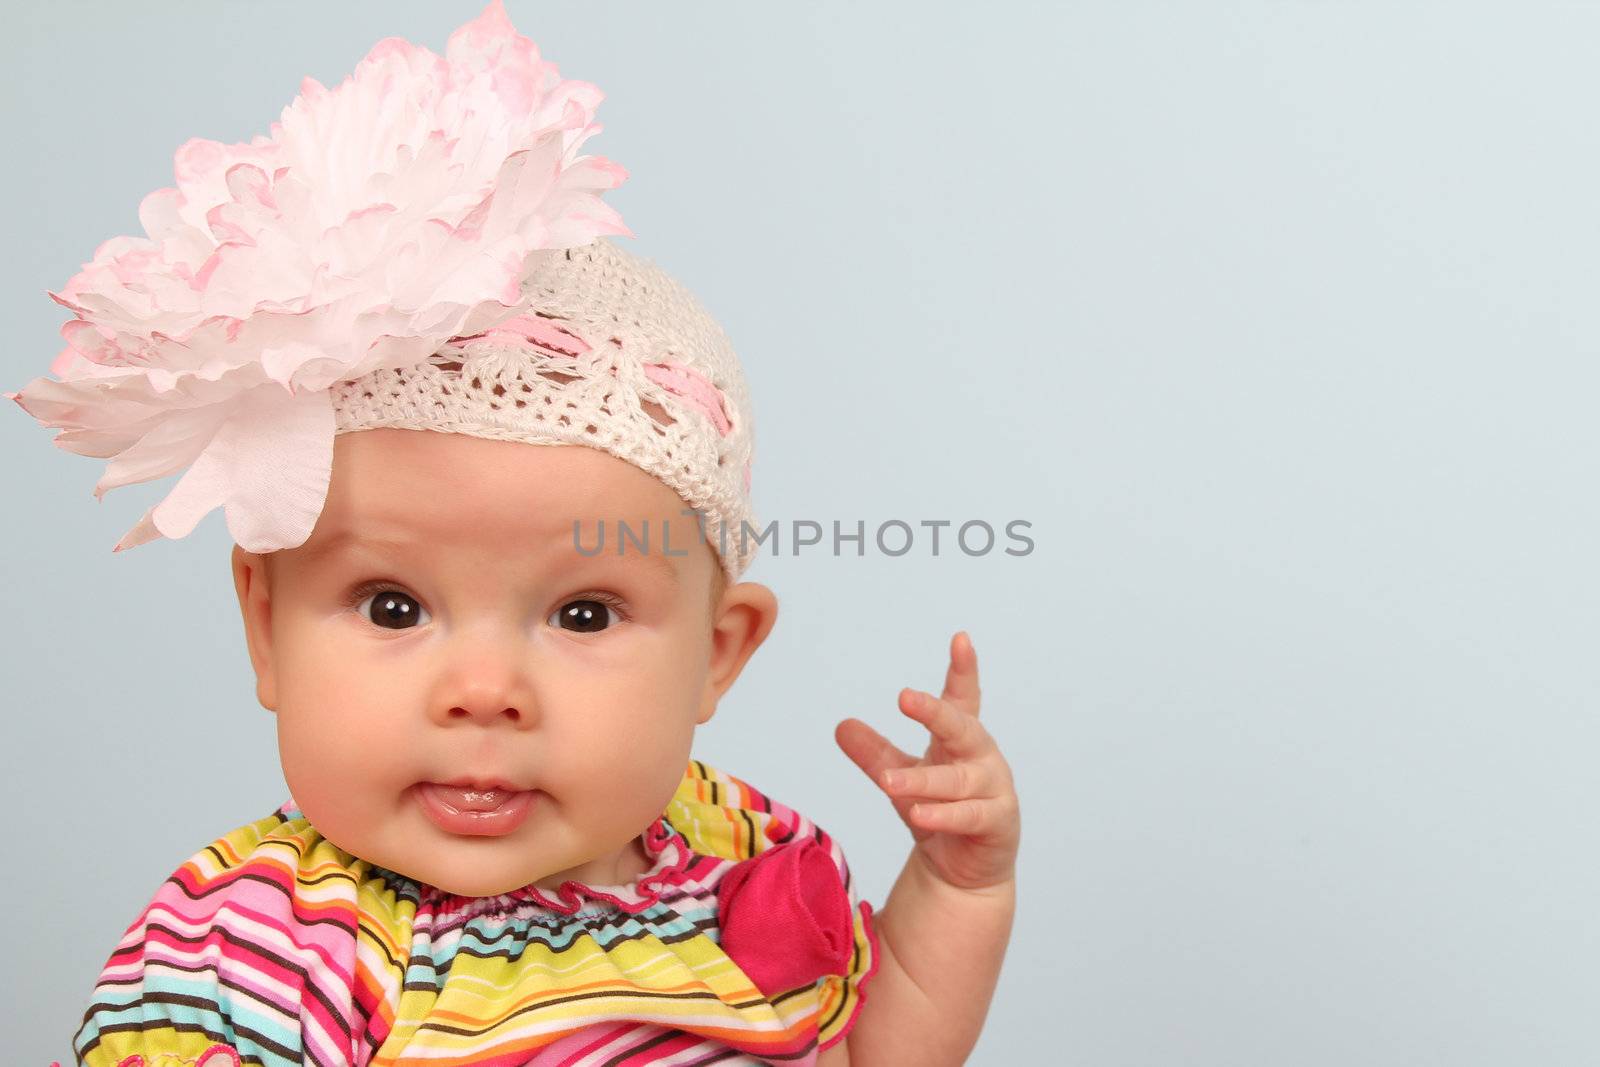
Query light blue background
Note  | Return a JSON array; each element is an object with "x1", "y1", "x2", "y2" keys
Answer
[{"x1": 5, "y1": 2, "x2": 1597, "y2": 1064}]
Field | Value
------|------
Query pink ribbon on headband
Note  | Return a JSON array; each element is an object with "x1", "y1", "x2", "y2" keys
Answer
[{"x1": 451, "y1": 313, "x2": 735, "y2": 437}]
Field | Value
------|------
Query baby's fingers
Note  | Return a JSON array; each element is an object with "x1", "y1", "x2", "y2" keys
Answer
[
  {"x1": 939, "y1": 630, "x2": 981, "y2": 718},
  {"x1": 835, "y1": 716, "x2": 919, "y2": 790},
  {"x1": 884, "y1": 760, "x2": 991, "y2": 802},
  {"x1": 908, "y1": 795, "x2": 1013, "y2": 836},
  {"x1": 900, "y1": 687, "x2": 992, "y2": 760}
]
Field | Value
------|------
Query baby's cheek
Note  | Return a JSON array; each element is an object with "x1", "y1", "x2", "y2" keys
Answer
[
  {"x1": 282, "y1": 627, "x2": 405, "y2": 714},
  {"x1": 543, "y1": 681, "x2": 687, "y2": 777},
  {"x1": 276, "y1": 666, "x2": 402, "y2": 776},
  {"x1": 274, "y1": 694, "x2": 403, "y2": 847}
]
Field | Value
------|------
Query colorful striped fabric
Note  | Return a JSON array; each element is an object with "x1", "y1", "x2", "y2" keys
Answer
[{"x1": 67, "y1": 760, "x2": 879, "y2": 1066}]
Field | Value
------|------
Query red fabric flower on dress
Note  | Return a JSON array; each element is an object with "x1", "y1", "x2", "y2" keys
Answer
[{"x1": 715, "y1": 838, "x2": 855, "y2": 998}]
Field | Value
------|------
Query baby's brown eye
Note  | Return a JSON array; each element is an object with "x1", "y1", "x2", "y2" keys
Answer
[
  {"x1": 550, "y1": 598, "x2": 618, "y2": 633},
  {"x1": 359, "y1": 589, "x2": 428, "y2": 630}
]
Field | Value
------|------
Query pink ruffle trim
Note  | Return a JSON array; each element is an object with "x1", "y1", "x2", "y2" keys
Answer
[
  {"x1": 102, "y1": 1043, "x2": 242, "y2": 1067},
  {"x1": 423, "y1": 815, "x2": 697, "y2": 918},
  {"x1": 819, "y1": 898, "x2": 881, "y2": 1052}
]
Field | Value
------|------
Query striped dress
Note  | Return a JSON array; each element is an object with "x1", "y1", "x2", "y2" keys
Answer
[{"x1": 65, "y1": 760, "x2": 880, "y2": 1067}]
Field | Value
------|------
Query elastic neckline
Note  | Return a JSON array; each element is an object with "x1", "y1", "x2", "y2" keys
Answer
[
  {"x1": 276, "y1": 797, "x2": 697, "y2": 919},
  {"x1": 422, "y1": 815, "x2": 696, "y2": 919}
]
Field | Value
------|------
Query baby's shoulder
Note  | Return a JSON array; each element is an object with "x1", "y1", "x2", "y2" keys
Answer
[
  {"x1": 667, "y1": 758, "x2": 848, "y2": 864},
  {"x1": 72, "y1": 805, "x2": 376, "y2": 1066},
  {"x1": 672, "y1": 759, "x2": 881, "y2": 1055},
  {"x1": 167, "y1": 801, "x2": 366, "y2": 897}
]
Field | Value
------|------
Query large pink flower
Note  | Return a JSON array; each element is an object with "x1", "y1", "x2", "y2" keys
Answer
[{"x1": 7, "y1": 0, "x2": 630, "y2": 553}]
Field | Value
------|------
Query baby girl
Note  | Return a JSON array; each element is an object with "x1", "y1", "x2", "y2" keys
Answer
[{"x1": 12, "y1": 4, "x2": 1020, "y2": 1065}]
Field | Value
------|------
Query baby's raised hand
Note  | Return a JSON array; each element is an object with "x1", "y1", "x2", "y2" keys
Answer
[{"x1": 835, "y1": 631, "x2": 1020, "y2": 893}]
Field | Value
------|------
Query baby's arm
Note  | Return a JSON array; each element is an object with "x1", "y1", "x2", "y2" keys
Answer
[
  {"x1": 833, "y1": 632, "x2": 1021, "y2": 1065},
  {"x1": 840, "y1": 850, "x2": 1015, "y2": 1063}
]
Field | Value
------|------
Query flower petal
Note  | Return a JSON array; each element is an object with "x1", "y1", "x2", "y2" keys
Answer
[{"x1": 145, "y1": 384, "x2": 334, "y2": 551}]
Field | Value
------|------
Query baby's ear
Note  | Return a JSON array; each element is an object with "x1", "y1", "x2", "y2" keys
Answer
[
  {"x1": 698, "y1": 581, "x2": 779, "y2": 723},
  {"x1": 230, "y1": 544, "x2": 279, "y2": 714}
]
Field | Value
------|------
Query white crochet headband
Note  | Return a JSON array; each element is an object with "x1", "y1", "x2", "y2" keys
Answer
[{"x1": 6, "y1": 0, "x2": 758, "y2": 583}]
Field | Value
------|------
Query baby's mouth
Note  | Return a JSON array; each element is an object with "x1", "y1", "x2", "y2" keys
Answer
[
  {"x1": 414, "y1": 781, "x2": 540, "y2": 836},
  {"x1": 418, "y1": 781, "x2": 531, "y2": 813}
]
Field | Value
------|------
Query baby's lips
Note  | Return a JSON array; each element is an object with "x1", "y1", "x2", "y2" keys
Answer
[
  {"x1": 419, "y1": 781, "x2": 524, "y2": 811},
  {"x1": 715, "y1": 837, "x2": 854, "y2": 998}
]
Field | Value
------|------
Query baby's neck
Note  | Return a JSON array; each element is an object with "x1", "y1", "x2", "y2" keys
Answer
[{"x1": 531, "y1": 830, "x2": 655, "y2": 892}]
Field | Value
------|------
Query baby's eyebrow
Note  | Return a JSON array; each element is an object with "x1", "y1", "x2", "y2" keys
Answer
[
  {"x1": 588, "y1": 542, "x2": 681, "y2": 588},
  {"x1": 297, "y1": 529, "x2": 412, "y2": 566},
  {"x1": 300, "y1": 528, "x2": 683, "y2": 588}
]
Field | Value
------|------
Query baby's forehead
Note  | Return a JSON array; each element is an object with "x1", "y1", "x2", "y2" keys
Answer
[
  {"x1": 291, "y1": 431, "x2": 722, "y2": 584},
  {"x1": 285, "y1": 511, "x2": 715, "y2": 588},
  {"x1": 326, "y1": 433, "x2": 701, "y2": 531}
]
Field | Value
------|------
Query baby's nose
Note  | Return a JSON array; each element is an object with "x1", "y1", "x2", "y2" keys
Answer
[
  {"x1": 427, "y1": 642, "x2": 540, "y2": 728},
  {"x1": 444, "y1": 701, "x2": 527, "y2": 725}
]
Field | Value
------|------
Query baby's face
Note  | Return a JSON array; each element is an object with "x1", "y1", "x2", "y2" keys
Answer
[{"x1": 231, "y1": 428, "x2": 762, "y2": 897}]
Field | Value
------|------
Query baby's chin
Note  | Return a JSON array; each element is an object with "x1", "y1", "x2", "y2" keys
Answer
[
  {"x1": 420, "y1": 863, "x2": 546, "y2": 898},
  {"x1": 379, "y1": 832, "x2": 560, "y2": 897},
  {"x1": 300, "y1": 798, "x2": 552, "y2": 897}
]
